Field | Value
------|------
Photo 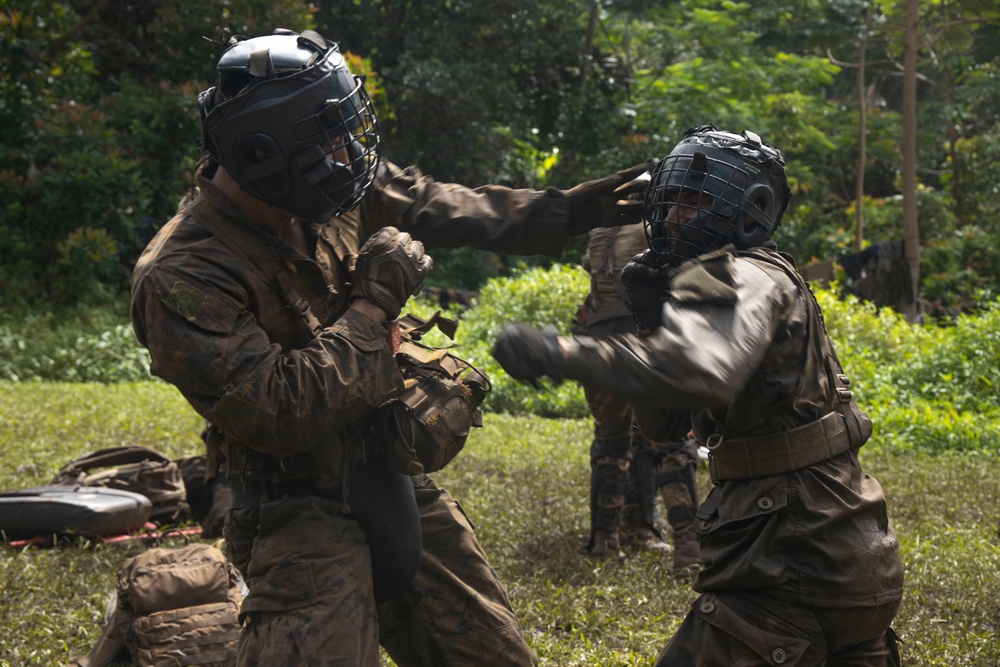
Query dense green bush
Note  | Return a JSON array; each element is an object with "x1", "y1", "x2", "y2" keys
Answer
[
  {"x1": 3, "y1": 263, "x2": 1000, "y2": 455},
  {"x1": 436, "y1": 262, "x2": 592, "y2": 419},
  {"x1": 816, "y1": 290, "x2": 1000, "y2": 455},
  {"x1": 0, "y1": 308, "x2": 151, "y2": 382}
]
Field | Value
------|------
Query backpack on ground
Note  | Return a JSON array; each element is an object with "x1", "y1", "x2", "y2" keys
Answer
[
  {"x1": 70, "y1": 535, "x2": 244, "y2": 667},
  {"x1": 51, "y1": 446, "x2": 189, "y2": 525}
]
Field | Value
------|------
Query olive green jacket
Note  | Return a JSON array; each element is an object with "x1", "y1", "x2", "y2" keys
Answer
[{"x1": 563, "y1": 245, "x2": 904, "y2": 608}]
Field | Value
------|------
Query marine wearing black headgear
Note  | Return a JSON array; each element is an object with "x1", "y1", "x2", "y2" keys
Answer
[
  {"x1": 199, "y1": 29, "x2": 380, "y2": 222},
  {"x1": 643, "y1": 124, "x2": 791, "y2": 266}
]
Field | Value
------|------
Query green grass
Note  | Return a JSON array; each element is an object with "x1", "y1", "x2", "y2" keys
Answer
[{"x1": 2, "y1": 382, "x2": 1000, "y2": 666}]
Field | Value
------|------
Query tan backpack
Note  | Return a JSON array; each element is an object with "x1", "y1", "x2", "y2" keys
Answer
[
  {"x1": 51, "y1": 446, "x2": 189, "y2": 525},
  {"x1": 70, "y1": 536, "x2": 244, "y2": 667}
]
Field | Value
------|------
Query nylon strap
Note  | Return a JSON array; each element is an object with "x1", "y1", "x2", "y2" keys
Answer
[{"x1": 707, "y1": 410, "x2": 853, "y2": 482}]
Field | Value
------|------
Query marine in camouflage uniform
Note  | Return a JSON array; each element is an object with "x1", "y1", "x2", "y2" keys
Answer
[
  {"x1": 494, "y1": 126, "x2": 903, "y2": 665},
  {"x1": 130, "y1": 29, "x2": 647, "y2": 667},
  {"x1": 578, "y1": 223, "x2": 701, "y2": 571}
]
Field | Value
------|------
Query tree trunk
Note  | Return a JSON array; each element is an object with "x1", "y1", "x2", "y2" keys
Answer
[
  {"x1": 902, "y1": 0, "x2": 921, "y2": 321},
  {"x1": 855, "y1": 22, "x2": 868, "y2": 252}
]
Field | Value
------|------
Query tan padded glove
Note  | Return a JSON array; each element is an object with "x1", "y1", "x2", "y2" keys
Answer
[{"x1": 353, "y1": 226, "x2": 434, "y2": 320}]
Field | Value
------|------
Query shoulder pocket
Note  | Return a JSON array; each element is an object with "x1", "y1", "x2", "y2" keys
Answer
[
  {"x1": 151, "y1": 269, "x2": 242, "y2": 335},
  {"x1": 672, "y1": 250, "x2": 738, "y2": 306}
]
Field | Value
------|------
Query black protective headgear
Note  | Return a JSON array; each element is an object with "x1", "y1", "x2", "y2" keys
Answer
[
  {"x1": 199, "y1": 29, "x2": 380, "y2": 221},
  {"x1": 643, "y1": 124, "x2": 791, "y2": 266}
]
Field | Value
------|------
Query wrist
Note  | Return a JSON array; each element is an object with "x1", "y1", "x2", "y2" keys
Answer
[{"x1": 349, "y1": 298, "x2": 391, "y2": 325}]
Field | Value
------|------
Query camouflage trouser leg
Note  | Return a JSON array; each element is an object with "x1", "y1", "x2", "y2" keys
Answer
[
  {"x1": 583, "y1": 383, "x2": 633, "y2": 551},
  {"x1": 231, "y1": 496, "x2": 380, "y2": 667},
  {"x1": 654, "y1": 591, "x2": 902, "y2": 667},
  {"x1": 653, "y1": 438, "x2": 699, "y2": 529},
  {"x1": 377, "y1": 474, "x2": 538, "y2": 667},
  {"x1": 622, "y1": 430, "x2": 659, "y2": 533},
  {"x1": 653, "y1": 438, "x2": 701, "y2": 570}
]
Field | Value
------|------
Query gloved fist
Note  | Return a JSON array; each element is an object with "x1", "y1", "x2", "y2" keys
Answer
[
  {"x1": 565, "y1": 160, "x2": 654, "y2": 235},
  {"x1": 621, "y1": 250, "x2": 671, "y2": 334},
  {"x1": 353, "y1": 226, "x2": 434, "y2": 321},
  {"x1": 492, "y1": 324, "x2": 565, "y2": 388}
]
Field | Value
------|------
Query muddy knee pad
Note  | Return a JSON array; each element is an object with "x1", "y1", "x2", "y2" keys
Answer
[{"x1": 655, "y1": 442, "x2": 699, "y2": 526}]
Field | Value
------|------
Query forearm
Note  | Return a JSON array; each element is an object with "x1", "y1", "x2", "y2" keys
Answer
[{"x1": 363, "y1": 161, "x2": 571, "y2": 257}]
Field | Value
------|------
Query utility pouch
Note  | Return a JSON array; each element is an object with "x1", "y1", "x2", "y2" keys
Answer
[{"x1": 376, "y1": 312, "x2": 490, "y2": 475}]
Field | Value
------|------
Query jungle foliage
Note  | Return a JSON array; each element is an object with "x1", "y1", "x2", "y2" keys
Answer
[
  {"x1": 3, "y1": 263, "x2": 1000, "y2": 458},
  {"x1": 1, "y1": 0, "x2": 999, "y2": 309}
]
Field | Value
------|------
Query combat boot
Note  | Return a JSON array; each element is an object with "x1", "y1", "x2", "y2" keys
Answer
[
  {"x1": 589, "y1": 529, "x2": 623, "y2": 559},
  {"x1": 628, "y1": 525, "x2": 673, "y2": 553},
  {"x1": 620, "y1": 504, "x2": 672, "y2": 553},
  {"x1": 672, "y1": 523, "x2": 702, "y2": 578}
]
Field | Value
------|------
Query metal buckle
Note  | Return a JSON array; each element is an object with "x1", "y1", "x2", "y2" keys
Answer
[{"x1": 705, "y1": 433, "x2": 725, "y2": 450}]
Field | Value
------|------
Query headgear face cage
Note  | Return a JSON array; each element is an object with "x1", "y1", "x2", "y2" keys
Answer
[
  {"x1": 200, "y1": 29, "x2": 380, "y2": 222},
  {"x1": 643, "y1": 125, "x2": 790, "y2": 266}
]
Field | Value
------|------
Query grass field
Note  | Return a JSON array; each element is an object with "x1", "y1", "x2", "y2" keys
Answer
[{"x1": 2, "y1": 381, "x2": 999, "y2": 666}]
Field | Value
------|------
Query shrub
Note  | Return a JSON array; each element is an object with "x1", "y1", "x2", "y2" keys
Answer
[{"x1": 3, "y1": 265, "x2": 1000, "y2": 456}]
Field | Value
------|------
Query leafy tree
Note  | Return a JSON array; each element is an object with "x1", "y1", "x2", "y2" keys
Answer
[{"x1": 0, "y1": 0, "x2": 312, "y2": 308}]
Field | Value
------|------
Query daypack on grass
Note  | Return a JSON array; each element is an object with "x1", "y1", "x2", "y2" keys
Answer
[
  {"x1": 71, "y1": 535, "x2": 244, "y2": 667},
  {"x1": 51, "y1": 446, "x2": 189, "y2": 525}
]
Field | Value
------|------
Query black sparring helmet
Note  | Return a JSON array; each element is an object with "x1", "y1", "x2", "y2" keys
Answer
[
  {"x1": 199, "y1": 29, "x2": 380, "y2": 221},
  {"x1": 643, "y1": 124, "x2": 791, "y2": 266}
]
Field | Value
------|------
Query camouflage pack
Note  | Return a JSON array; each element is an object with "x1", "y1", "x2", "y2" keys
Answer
[
  {"x1": 71, "y1": 537, "x2": 244, "y2": 667},
  {"x1": 377, "y1": 313, "x2": 490, "y2": 475},
  {"x1": 51, "y1": 446, "x2": 189, "y2": 525}
]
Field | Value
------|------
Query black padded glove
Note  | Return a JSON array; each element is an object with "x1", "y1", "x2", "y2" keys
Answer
[
  {"x1": 564, "y1": 161, "x2": 653, "y2": 235},
  {"x1": 353, "y1": 226, "x2": 434, "y2": 321},
  {"x1": 492, "y1": 324, "x2": 565, "y2": 388},
  {"x1": 621, "y1": 250, "x2": 671, "y2": 334}
]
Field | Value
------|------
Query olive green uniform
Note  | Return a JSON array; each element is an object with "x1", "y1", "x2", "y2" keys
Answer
[
  {"x1": 562, "y1": 246, "x2": 904, "y2": 665},
  {"x1": 130, "y1": 160, "x2": 589, "y2": 666}
]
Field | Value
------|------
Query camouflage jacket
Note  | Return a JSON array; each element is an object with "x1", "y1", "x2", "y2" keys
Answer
[
  {"x1": 562, "y1": 245, "x2": 904, "y2": 608},
  {"x1": 130, "y1": 159, "x2": 579, "y2": 491}
]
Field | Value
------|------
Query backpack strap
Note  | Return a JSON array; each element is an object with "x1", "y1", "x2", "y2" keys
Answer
[
  {"x1": 68, "y1": 596, "x2": 131, "y2": 667},
  {"x1": 54, "y1": 446, "x2": 172, "y2": 480}
]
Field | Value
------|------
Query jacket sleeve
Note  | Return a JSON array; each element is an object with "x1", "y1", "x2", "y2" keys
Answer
[
  {"x1": 130, "y1": 266, "x2": 403, "y2": 456},
  {"x1": 356, "y1": 160, "x2": 573, "y2": 257},
  {"x1": 562, "y1": 254, "x2": 785, "y2": 410}
]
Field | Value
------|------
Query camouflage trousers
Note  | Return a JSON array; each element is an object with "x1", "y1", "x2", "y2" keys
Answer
[
  {"x1": 228, "y1": 476, "x2": 537, "y2": 667},
  {"x1": 583, "y1": 382, "x2": 698, "y2": 536},
  {"x1": 655, "y1": 591, "x2": 902, "y2": 666}
]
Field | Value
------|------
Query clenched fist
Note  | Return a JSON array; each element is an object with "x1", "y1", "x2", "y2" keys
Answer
[
  {"x1": 353, "y1": 227, "x2": 433, "y2": 321},
  {"x1": 492, "y1": 324, "x2": 565, "y2": 388},
  {"x1": 564, "y1": 161, "x2": 653, "y2": 235},
  {"x1": 621, "y1": 249, "x2": 670, "y2": 334}
]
